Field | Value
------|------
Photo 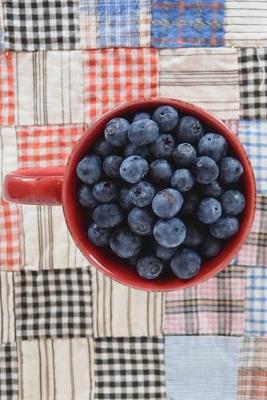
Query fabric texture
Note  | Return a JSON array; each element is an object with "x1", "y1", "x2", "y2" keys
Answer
[
  {"x1": 246, "y1": 266, "x2": 267, "y2": 336},
  {"x1": 0, "y1": 272, "x2": 15, "y2": 343},
  {"x1": 0, "y1": 343, "x2": 18, "y2": 399},
  {"x1": 0, "y1": 52, "x2": 15, "y2": 125}
]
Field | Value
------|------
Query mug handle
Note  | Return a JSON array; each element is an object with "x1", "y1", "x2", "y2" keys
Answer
[{"x1": 4, "y1": 167, "x2": 65, "y2": 205}]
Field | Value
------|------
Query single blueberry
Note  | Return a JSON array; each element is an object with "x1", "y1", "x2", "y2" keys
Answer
[
  {"x1": 110, "y1": 227, "x2": 142, "y2": 258},
  {"x1": 198, "y1": 133, "x2": 228, "y2": 162},
  {"x1": 103, "y1": 155, "x2": 123, "y2": 178},
  {"x1": 150, "y1": 134, "x2": 175, "y2": 158},
  {"x1": 132, "y1": 112, "x2": 150, "y2": 122},
  {"x1": 152, "y1": 188, "x2": 183, "y2": 218},
  {"x1": 124, "y1": 143, "x2": 150, "y2": 158},
  {"x1": 152, "y1": 105, "x2": 179, "y2": 132},
  {"x1": 129, "y1": 181, "x2": 156, "y2": 208},
  {"x1": 201, "y1": 235, "x2": 222, "y2": 258},
  {"x1": 94, "y1": 138, "x2": 114, "y2": 158},
  {"x1": 221, "y1": 190, "x2": 246, "y2": 216},
  {"x1": 195, "y1": 156, "x2": 219, "y2": 184},
  {"x1": 128, "y1": 207, "x2": 155, "y2": 236},
  {"x1": 200, "y1": 180, "x2": 222, "y2": 198},
  {"x1": 92, "y1": 203, "x2": 124, "y2": 228},
  {"x1": 171, "y1": 169, "x2": 194, "y2": 192},
  {"x1": 136, "y1": 256, "x2": 164, "y2": 280},
  {"x1": 92, "y1": 180, "x2": 118, "y2": 203},
  {"x1": 183, "y1": 221, "x2": 203, "y2": 246},
  {"x1": 120, "y1": 156, "x2": 149, "y2": 184},
  {"x1": 150, "y1": 159, "x2": 173, "y2": 185},
  {"x1": 172, "y1": 143, "x2": 197, "y2": 167},
  {"x1": 197, "y1": 197, "x2": 222, "y2": 224},
  {"x1": 180, "y1": 190, "x2": 199, "y2": 216},
  {"x1": 153, "y1": 218, "x2": 186, "y2": 248},
  {"x1": 76, "y1": 154, "x2": 102, "y2": 184},
  {"x1": 128, "y1": 119, "x2": 159, "y2": 146},
  {"x1": 220, "y1": 157, "x2": 244, "y2": 184},
  {"x1": 175, "y1": 116, "x2": 204, "y2": 144},
  {"x1": 171, "y1": 248, "x2": 201, "y2": 280},
  {"x1": 78, "y1": 185, "x2": 98, "y2": 208},
  {"x1": 104, "y1": 117, "x2": 129, "y2": 146},
  {"x1": 119, "y1": 186, "x2": 134, "y2": 210},
  {"x1": 209, "y1": 216, "x2": 239, "y2": 239},
  {"x1": 88, "y1": 223, "x2": 111, "y2": 247},
  {"x1": 154, "y1": 244, "x2": 177, "y2": 261}
]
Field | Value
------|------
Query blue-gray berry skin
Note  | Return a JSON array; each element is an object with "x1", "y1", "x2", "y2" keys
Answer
[
  {"x1": 154, "y1": 244, "x2": 177, "y2": 261},
  {"x1": 153, "y1": 218, "x2": 186, "y2": 248},
  {"x1": 128, "y1": 207, "x2": 154, "y2": 236},
  {"x1": 175, "y1": 116, "x2": 204, "y2": 144},
  {"x1": 109, "y1": 227, "x2": 141, "y2": 258},
  {"x1": 183, "y1": 221, "x2": 203, "y2": 246},
  {"x1": 220, "y1": 157, "x2": 244, "y2": 184},
  {"x1": 119, "y1": 186, "x2": 134, "y2": 210},
  {"x1": 180, "y1": 190, "x2": 199, "y2": 216},
  {"x1": 126, "y1": 255, "x2": 138, "y2": 266},
  {"x1": 88, "y1": 223, "x2": 111, "y2": 247},
  {"x1": 103, "y1": 155, "x2": 123, "y2": 178},
  {"x1": 209, "y1": 216, "x2": 239, "y2": 239},
  {"x1": 92, "y1": 180, "x2": 118, "y2": 203},
  {"x1": 171, "y1": 248, "x2": 201, "y2": 280},
  {"x1": 150, "y1": 134, "x2": 175, "y2": 158},
  {"x1": 94, "y1": 138, "x2": 114, "y2": 158},
  {"x1": 76, "y1": 154, "x2": 102, "y2": 184},
  {"x1": 221, "y1": 190, "x2": 246, "y2": 216},
  {"x1": 197, "y1": 197, "x2": 222, "y2": 224},
  {"x1": 152, "y1": 105, "x2": 179, "y2": 132},
  {"x1": 104, "y1": 117, "x2": 129, "y2": 146},
  {"x1": 172, "y1": 143, "x2": 197, "y2": 167},
  {"x1": 92, "y1": 203, "x2": 123, "y2": 228},
  {"x1": 201, "y1": 236, "x2": 222, "y2": 258},
  {"x1": 198, "y1": 133, "x2": 228, "y2": 162},
  {"x1": 171, "y1": 169, "x2": 194, "y2": 192},
  {"x1": 78, "y1": 185, "x2": 98, "y2": 208},
  {"x1": 129, "y1": 181, "x2": 155, "y2": 208},
  {"x1": 150, "y1": 159, "x2": 173, "y2": 186},
  {"x1": 200, "y1": 180, "x2": 222, "y2": 198},
  {"x1": 120, "y1": 156, "x2": 148, "y2": 184},
  {"x1": 194, "y1": 156, "x2": 219, "y2": 184},
  {"x1": 136, "y1": 256, "x2": 164, "y2": 280},
  {"x1": 152, "y1": 188, "x2": 183, "y2": 219},
  {"x1": 124, "y1": 143, "x2": 150, "y2": 158},
  {"x1": 133, "y1": 112, "x2": 150, "y2": 122},
  {"x1": 128, "y1": 119, "x2": 159, "y2": 146}
]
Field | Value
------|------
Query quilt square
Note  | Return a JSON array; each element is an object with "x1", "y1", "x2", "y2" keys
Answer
[
  {"x1": 94, "y1": 337, "x2": 165, "y2": 399},
  {"x1": 152, "y1": 0, "x2": 224, "y2": 48},
  {"x1": 0, "y1": 343, "x2": 18, "y2": 399},
  {"x1": 246, "y1": 266, "x2": 267, "y2": 336},
  {"x1": 0, "y1": 127, "x2": 18, "y2": 198},
  {"x1": 0, "y1": 272, "x2": 15, "y2": 343},
  {"x1": 164, "y1": 265, "x2": 245, "y2": 335},
  {"x1": 4, "y1": 0, "x2": 80, "y2": 51},
  {"x1": 0, "y1": 52, "x2": 15, "y2": 125},
  {"x1": 15, "y1": 268, "x2": 93, "y2": 339}
]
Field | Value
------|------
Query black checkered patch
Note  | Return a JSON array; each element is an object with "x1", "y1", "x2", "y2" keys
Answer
[
  {"x1": 0, "y1": 344, "x2": 18, "y2": 399},
  {"x1": 15, "y1": 268, "x2": 93, "y2": 339},
  {"x1": 238, "y1": 48, "x2": 267, "y2": 119},
  {"x1": 94, "y1": 337, "x2": 166, "y2": 399},
  {"x1": 4, "y1": 0, "x2": 80, "y2": 50}
]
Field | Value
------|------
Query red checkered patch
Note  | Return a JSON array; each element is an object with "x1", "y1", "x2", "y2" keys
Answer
[
  {"x1": 0, "y1": 52, "x2": 15, "y2": 125},
  {"x1": 83, "y1": 48, "x2": 158, "y2": 122}
]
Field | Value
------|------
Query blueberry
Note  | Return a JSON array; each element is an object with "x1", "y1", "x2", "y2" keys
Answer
[
  {"x1": 128, "y1": 207, "x2": 154, "y2": 236},
  {"x1": 110, "y1": 227, "x2": 141, "y2": 258},
  {"x1": 94, "y1": 138, "x2": 114, "y2": 158},
  {"x1": 172, "y1": 143, "x2": 197, "y2": 167},
  {"x1": 201, "y1": 235, "x2": 222, "y2": 258},
  {"x1": 88, "y1": 223, "x2": 111, "y2": 247},
  {"x1": 152, "y1": 188, "x2": 183, "y2": 218},
  {"x1": 92, "y1": 203, "x2": 124, "y2": 228},
  {"x1": 221, "y1": 190, "x2": 246, "y2": 216},
  {"x1": 153, "y1": 218, "x2": 186, "y2": 248},
  {"x1": 104, "y1": 118, "x2": 129, "y2": 146},
  {"x1": 129, "y1": 181, "x2": 155, "y2": 208},
  {"x1": 136, "y1": 256, "x2": 164, "y2": 280},
  {"x1": 175, "y1": 116, "x2": 204, "y2": 144},
  {"x1": 119, "y1": 186, "x2": 134, "y2": 210},
  {"x1": 195, "y1": 156, "x2": 219, "y2": 184},
  {"x1": 220, "y1": 157, "x2": 243, "y2": 184},
  {"x1": 124, "y1": 143, "x2": 150, "y2": 158},
  {"x1": 76, "y1": 154, "x2": 102, "y2": 184},
  {"x1": 180, "y1": 190, "x2": 199, "y2": 216},
  {"x1": 133, "y1": 112, "x2": 150, "y2": 122},
  {"x1": 183, "y1": 221, "x2": 203, "y2": 246},
  {"x1": 92, "y1": 180, "x2": 118, "y2": 203},
  {"x1": 209, "y1": 216, "x2": 239, "y2": 239},
  {"x1": 128, "y1": 119, "x2": 159, "y2": 146},
  {"x1": 120, "y1": 156, "x2": 148, "y2": 184},
  {"x1": 150, "y1": 134, "x2": 175, "y2": 158},
  {"x1": 103, "y1": 155, "x2": 123, "y2": 178},
  {"x1": 197, "y1": 197, "x2": 222, "y2": 224},
  {"x1": 171, "y1": 169, "x2": 194, "y2": 192},
  {"x1": 200, "y1": 180, "x2": 222, "y2": 198},
  {"x1": 170, "y1": 248, "x2": 201, "y2": 280},
  {"x1": 150, "y1": 159, "x2": 173, "y2": 185},
  {"x1": 78, "y1": 185, "x2": 98, "y2": 208},
  {"x1": 154, "y1": 244, "x2": 177, "y2": 261},
  {"x1": 198, "y1": 133, "x2": 228, "y2": 162},
  {"x1": 152, "y1": 106, "x2": 179, "y2": 132},
  {"x1": 126, "y1": 255, "x2": 138, "y2": 266}
]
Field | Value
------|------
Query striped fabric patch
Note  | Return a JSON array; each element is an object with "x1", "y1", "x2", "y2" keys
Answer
[
  {"x1": 0, "y1": 127, "x2": 18, "y2": 198},
  {"x1": 0, "y1": 272, "x2": 15, "y2": 343},
  {"x1": 0, "y1": 52, "x2": 15, "y2": 125}
]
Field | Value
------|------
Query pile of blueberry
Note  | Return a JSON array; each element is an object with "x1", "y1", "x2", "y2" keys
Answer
[{"x1": 76, "y1": 105, "x2": 245, "y2": 281}]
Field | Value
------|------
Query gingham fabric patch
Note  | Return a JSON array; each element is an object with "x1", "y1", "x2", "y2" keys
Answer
[
  {"x1": 94, "y1": 337, "x2": 166, "y2": 399},
  {"x1": 4, "y1": 0, "x2": 80, "y2": 51},
  {"x1": 0, "y1": 343, "x2": 18, "y2": 399},
  {"x1": 238, "y1": 48, "x2": 267, "y2": 119},
  {"x1": 0, "y1": 52, "x2": 15, "y2": 125},
  {"x1": 246, "y1": 266, "x2": 267, "y2": 336},
  {"x1": 15, "y1": 269, "x2": 93, "y2": 339}
]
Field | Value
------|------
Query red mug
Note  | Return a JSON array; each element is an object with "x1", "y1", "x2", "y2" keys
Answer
[{"x1": 4, "y1": 98, "x2": 256, "y2": 291}]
